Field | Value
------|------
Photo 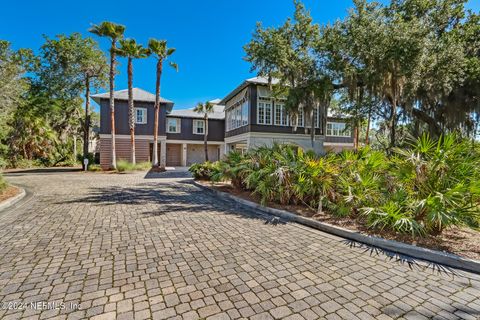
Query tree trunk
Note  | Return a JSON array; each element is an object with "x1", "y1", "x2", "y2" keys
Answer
[
  {"x1": 317, "y1": 193, "x2": 323, "y2": 214},
  {"x1": 73, "y1": 135, "x2": 77, "y2": 160},
  {"x1": 390, "y1": 100, "x2": 397, "y2": 150},
  {"x1": 353, "y1": 125, "x2": 358, "y2": 150},
  {"x1": 365, "y1": 107, "x2": 371, "y2": 145},
  {"x1": 83, "y1": 75, "x2": 90, "y2": 170},
  {"x1": 152, "y1": 60, "x2": 163, "y2": 167},
  {"x1": 128, "y1": 57, "x2": 136, "y2": 164},
  {"x1": 204, "y1": 114, "x2": 209, "y2": 162},
  {"x1": 310, "y1": 107, "x2": 315, "y2": 149},
  {"x1": 109, "y1": 40, "x2": 117, "y2": 169}
]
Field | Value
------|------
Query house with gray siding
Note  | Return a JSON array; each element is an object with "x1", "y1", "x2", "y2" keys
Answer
[
  {"x1": 94, "y1": 80, "x2": 353, "y2": 169},
  {"x1": 92, "y1": 88, "x2": 224, "y2": 169},
  {"x1": 221, "y1": 77, "x2": 354, "y2": 154}
]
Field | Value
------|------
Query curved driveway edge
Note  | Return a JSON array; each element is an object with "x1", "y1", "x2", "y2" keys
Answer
[
  {"x1": 0, "y1": 186, "x2": 26, "y2": 213},
  {"x1": 193, "y1": 180, "x2": 480, "y2": 275}
]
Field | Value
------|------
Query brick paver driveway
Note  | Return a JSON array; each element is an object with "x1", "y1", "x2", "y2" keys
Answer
[{"x1": 0, "y1": 169, "x2": 479, "y2": 320}]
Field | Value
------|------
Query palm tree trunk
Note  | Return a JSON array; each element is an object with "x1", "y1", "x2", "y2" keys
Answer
[
  {"x1": 152, "y1": 60, "x2": 163, "y2": 167},
  {"x1": 310, "y1": 107, "x2": 315, "y2": 149},
  {"x1": 82, "y1": 75, "x2": 90, "y2": 170},
  {"x1": 109, "y1": 40, "x2": 117, "y2": 169},
  {"x1": 354, "y1": 123, "x2": 359, "y2": 150},
  {"x1": 204, "y1": 114, "x2": 209, "y2": 162},
  {"x1": 127, "y1": 57, "x2": 136, "y2": 164}
]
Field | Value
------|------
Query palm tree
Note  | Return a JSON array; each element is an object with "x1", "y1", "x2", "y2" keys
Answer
[
  {"x1": 193, "y1": 101, "x2": 214, "y2": 162},
  {"x1": 148, "y1": 39, "x2": 178, "y2": 167},
  {"x1": 115, "y1": 39, "x2": 150, "y2": 164},
  {"x1": 89, "y1": 21, "x2": 125, "y2": 169}
]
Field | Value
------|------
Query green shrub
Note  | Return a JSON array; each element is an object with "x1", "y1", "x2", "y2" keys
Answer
[
  {"x1": 116, "y1": 160, "x2": 151, "y2": 172},
  {"x1": 189, "y1": 161, "x2": 222, "y2": 180},
  {"x1": 204, "y1": 136, "x2": 480, "y2": 237}
]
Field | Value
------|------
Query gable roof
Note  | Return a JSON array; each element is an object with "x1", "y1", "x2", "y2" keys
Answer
[
  {"x1": 91, "y1": 88, "x2": 173, "y2": 104},
  {"x1": 168, "y1": 104, "x2": 225, "y2": 120},
  {"x1": 219, "y1": 76, "x2": 279, "y2": 105}
]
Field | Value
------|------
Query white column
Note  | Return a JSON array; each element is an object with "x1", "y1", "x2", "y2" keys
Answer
[
  {"x1": 160, "y1": 140, "x2": 166, "y2": 168},
  {"x1": 181, "y1": 143, "x2": 187, "y2": 167}
]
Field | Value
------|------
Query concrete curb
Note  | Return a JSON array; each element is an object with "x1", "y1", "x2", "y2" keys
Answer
[
  {"x1": 193, "y1": 180, "x2": 480, "y2": 275},
  {"x1": 0, "y1": 186, "x2": 26, "y2": 212}
]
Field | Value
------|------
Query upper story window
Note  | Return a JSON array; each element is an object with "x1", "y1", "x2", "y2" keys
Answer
[
  {"x1": 291, "y1": 109, "x2": 304, "y2": 127},
  {"x1": 257, "y1": 97, "x2": 272, "y2": 125},
  {"x1": 193, "y1": 119, "x2": 204, "y2": 135},
  {"x1": 135, "y1": 108, "x2": 147, "y2": 124},
  {"x1": 326, "y1": 122, "x2": 351, "y2": 137},
  {"x1": 226, "y1": 100, "x2": 249, "y2": 131},
  {"x1": 274, "y1": 103, "x2": 288, "y2": 126},
  {"x1": 167, "y1": 118, "x2": 181, "y2": 133}
]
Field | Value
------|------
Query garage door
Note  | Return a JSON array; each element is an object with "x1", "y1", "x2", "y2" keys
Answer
[
  {"x1": 186, "y1": 145, "x2": 204, "y2": 166},
  {"x1": 186, "y1": 145, "x2": 220, "y2": 165},
  {"x1": 166, "y1": 144, "x2": 182, "y2": 166}
]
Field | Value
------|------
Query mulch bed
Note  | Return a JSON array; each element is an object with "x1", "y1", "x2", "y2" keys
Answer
[
  {"x1": 199, "y1": 180, "x2": 480, "y2": 261},
  {"x1": 0, "y1": 186, "x2": 21, "y2": 203}
]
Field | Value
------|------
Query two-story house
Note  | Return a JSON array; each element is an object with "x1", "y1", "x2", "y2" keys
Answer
[
  {"x1": 94, "y1": 79, "x2": 353, "y2": 169},
  {"x1": 92, "y1": 88, "x2": 225, "y2": 169},
  {"x1": 221, "y1": 77, "x2": 354, "y2": 154}
]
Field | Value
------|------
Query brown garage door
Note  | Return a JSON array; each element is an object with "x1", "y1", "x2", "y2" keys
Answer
[{"x1": 166, "y1": 144, "x2": 182, "y2": 166}]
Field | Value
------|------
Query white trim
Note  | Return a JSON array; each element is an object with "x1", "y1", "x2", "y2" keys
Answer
[
  {"x1": 324, "y1": 142, "x2": 355, "y2": 147},
  {"x1": 274, "y1": 102, "x2": 288, "y2": 126},
  {"x1": 99, "y1": 134, "x2": 167, "y2": 141},
  {"x1": 257, "y1": 100, "x2": 273, "y2": 125},
  {"x1": 225, "y1": 132, "x2": 325, "y2": 144},
  {"x1": 167, "y1": 118, "x2": 181, "y2": 133},
  {"x1": 166, "y1": 140, "x2": 224, "y2": 145},
  {"x1": 135, "y1": 107, "x2": 147, "y2": 124},
  {"x1": 326, "y1": 121, "x2": 351, "y2": 137},
  {"x1": 192, "y1": 119, "x2": 205, "y2": 135}
]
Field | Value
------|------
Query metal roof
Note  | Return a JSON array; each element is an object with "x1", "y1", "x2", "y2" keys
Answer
[
  {"x1": 168, "y1": 105, "x2": 225, "y2": 120},
  {"x1": 219, "y1": 76, "x2": 280, "y2": 105},
  {"x1": 91, "y1": 88, "x2": 173, "y2": 104}
]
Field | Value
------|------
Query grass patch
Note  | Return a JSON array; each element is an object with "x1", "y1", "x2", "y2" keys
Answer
[
  {"x1": 87, "y1": 164, "x2": 102, "y2": 172},
  {"x1": 116, "y1": 160, "x2": 151, "y2": 173}
]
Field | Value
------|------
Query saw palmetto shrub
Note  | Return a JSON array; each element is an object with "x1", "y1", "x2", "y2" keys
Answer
[{"x1": 190, "y1": 135, "x2": 480, "y2": 236}]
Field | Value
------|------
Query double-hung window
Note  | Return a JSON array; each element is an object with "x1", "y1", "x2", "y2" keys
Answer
[
  {"x1": 257, "y1": 98, "x2": 272, "y2": 125},
  {"x1": 167, "y1": 118, "x2": 181, "y2": 133},
  {"x1": 135, "y1": 108, "x2": 147, "y2": 124},
  {"x1": 193, "y1": 120, "x2": 205, "y2": 135},
  {"x1": 326, "y1": 122, "x2": 351, "y2": 137},
  {"x1": 274, "y1": 103, "x2": 288, "y2": 126}
]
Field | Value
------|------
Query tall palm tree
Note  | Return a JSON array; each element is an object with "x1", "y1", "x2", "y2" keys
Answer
[
  {"x1": 193, "y1": 101, "x2": 214, "y2": 162},
  {"x1": 89, "y1": 21, "x2": 125, "y2": 169},
  {"x1": 115, "y1": 39, "x2": 150, "y2": 164},
  {"x1": 148, "y1": 39, "x2": 178, "y2": 167}
]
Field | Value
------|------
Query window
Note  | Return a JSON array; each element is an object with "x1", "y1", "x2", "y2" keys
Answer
[
  {"x1": 193, "y1": 120, "x2": 205, "y2": 135},
  {"x1": 226, "y1": 100, "x2": 249, "y2": 131},
  {"x1": 241, "y1": 103, "x2": 248, "y2": 126},
  {"x1": 274, "y1": 103, "x2": 288, "y2": 126},
  {"x1": 167, "y1": 118, "x2": 181, "y2": 133},
  {"x1": 257, "y1": 98, "x2": 272, "y2": 125},
  {"x1": 291, "y1": 109, "x2": 304, "y2": 127},
  {"x1": 135, "y1": 108, "x2": 147, "y2": 124},
  {"x1": 326, "y1": 122, "x2": 351, "y2": 137}
]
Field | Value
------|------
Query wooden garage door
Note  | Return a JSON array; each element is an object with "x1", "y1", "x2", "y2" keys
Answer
[{"x1": 166, "y1": 144, "x2": 181, "y2": 166}]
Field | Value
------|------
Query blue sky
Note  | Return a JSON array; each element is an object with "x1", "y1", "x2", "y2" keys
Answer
[{"x1": 1, "y1": 0, "x2": 479, "y2": 110}]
